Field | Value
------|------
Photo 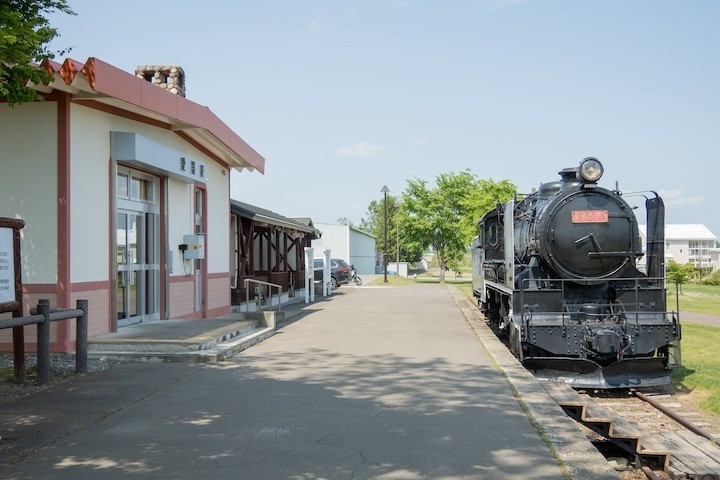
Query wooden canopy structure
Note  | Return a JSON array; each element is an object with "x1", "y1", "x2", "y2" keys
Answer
[{"x1": 230, "y1": 200, "x2": 320, "y2": 305}]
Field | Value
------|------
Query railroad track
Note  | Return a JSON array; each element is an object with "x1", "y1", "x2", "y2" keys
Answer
[
  {"x1": 542, "y1": 380, "x2": 720, "y2": 479},
  {"x1": 465, "y1": 292, "x2": 720, "y2": 478}
]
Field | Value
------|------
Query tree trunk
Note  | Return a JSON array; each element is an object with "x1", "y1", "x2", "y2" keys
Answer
[{"x1": 438, "y1": 256, "x2": 445, "y2": 283}]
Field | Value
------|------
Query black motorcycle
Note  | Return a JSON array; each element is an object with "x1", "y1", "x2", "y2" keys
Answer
[{"x1": 350, "y1": 265, "x2": 362, "y2": 285}]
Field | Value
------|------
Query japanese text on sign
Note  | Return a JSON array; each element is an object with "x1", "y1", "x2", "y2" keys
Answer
[
  {"x1": 0, "y1": 228, "x2": 15, "y2": 303},
  {"x1": 571, "y1": 210, "x2": 609, "y2": 224}
]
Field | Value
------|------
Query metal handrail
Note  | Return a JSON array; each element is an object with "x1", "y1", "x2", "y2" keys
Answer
[
  {"x1": 518, "y1": 276, "x2": 675, "y2": 328},
  {"x1": 244, "y1": 278, "x2": 283, "y2": 313}
]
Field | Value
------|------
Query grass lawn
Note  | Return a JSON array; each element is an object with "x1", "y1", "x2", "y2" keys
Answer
[
  {"x1": 366, "y1": 275, "x2": 473, "y2": 288},
  {"x1": 667, "y1": 283, "x2": 720, "y2": 315},
  {"x1": 366, "y1": 276, "x2": 417, "y2": 286},
  {"x1": 673, "y1": 322, "x2": 720, "y2": 414}
]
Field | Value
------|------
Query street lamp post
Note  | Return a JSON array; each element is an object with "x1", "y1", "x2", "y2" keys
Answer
[
  {"x1": 396, "y1": 202, "x2": 400, "y2": 266},
  {"x1": 381, "y1": 185, "x2": 389, "y2": 283}
]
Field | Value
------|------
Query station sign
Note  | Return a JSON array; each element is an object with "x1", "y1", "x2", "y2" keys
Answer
[{"x1": 0, "y1": 227, "x2": 15, "y2": 304}]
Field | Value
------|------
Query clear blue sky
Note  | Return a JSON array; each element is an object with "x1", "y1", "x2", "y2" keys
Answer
[{"x1": 50, "y1": 1, "x2": 720, "y2": 237}]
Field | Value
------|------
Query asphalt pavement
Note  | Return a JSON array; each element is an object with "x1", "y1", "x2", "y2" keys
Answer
[
  {"x1": 1, "y1": 284, "x2": 609, "y2": 479},
  {"x1": 679, "y1": 311, "x2": 720, "y2": 327}
]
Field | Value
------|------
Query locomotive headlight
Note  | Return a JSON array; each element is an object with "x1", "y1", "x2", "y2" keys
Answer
[{"x1": 579, "y1": 157, "x2": 604, "y2": 182}]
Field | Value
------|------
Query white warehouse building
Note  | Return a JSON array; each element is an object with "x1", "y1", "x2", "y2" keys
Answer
[{"x1": 311, "y1": 223, "x2": 376, "y2": 275}]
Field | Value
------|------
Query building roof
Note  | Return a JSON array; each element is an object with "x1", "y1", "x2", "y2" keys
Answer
[
  {"x1": 33, "y1": 57, "x2": 264, "y2": 173},
  {"x1": 291, "y1": 217, "x2": 316, "y2": 228},
  {"x1": 639, "y1": 224, "x2": 718, "y2": 241},
  {"x1": 313, "y1": 222, "x2": 376, "y2": 239},
  {"x1": 665, "y1": 224, "x2": 717, "y2": 240},
  {"x1": 231, "y1": 200, "x2": 320, "y2": 236},
  {"x1": 349, "y1": 225, "x2": 376, "y2": 239}
]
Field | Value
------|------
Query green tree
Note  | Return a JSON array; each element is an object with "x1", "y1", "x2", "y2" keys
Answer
[
  {"x1": 460, "y1": 178, "x2": 517, "y2": 242},
  {"x1": 399, "y1": 171, "x2": 516, "y2": 282},
  {"x1": 666, "y1": 260, "x2": 694, "y2": 294},
  {"x1": 400, "y1": 171, "x2": 472, "y2": 282},
  {"x1": 336, "y1": 217, "x2": 356, "y2": 228},
  {"x1": 0, "y1": 0, "x2": 75, "y2": 105},
  {"x1": 360, "y1": 195, "x2": 423, "y2": 264}
]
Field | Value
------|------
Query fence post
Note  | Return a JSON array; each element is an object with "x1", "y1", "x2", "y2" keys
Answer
[
  {"x1": 36, "y1": 299, "x2": 51, "y2": 385},
  {"x1": 12, "y1": 326, "x2": 25, "y2": 384},
  {"x1": 76, "y1": 299, "x2": 88, "y2": 374}
]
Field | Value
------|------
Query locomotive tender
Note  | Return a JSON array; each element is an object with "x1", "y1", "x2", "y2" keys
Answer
[{"x1": 472, "y1": 158, "x2": 681, "y2": 388}]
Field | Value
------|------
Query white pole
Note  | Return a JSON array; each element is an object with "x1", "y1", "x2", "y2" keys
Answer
[
  {"x1": 324, "y1": 249, "x2": 332, "y2": 295},
  {"x1": 304, "y1": 247, "x2": 314, "y2": 303}
]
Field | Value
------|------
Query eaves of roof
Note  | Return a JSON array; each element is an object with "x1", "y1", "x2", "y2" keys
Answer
[
  {"x1": 34, "y1": 57, "x2": 264, "y2": 173},
  {"x1": 349, "y1": 225, "x2": 376, "y2": 239},
  {"x1": 231, "y1": 200, "x2": 318, "y2": 235}
]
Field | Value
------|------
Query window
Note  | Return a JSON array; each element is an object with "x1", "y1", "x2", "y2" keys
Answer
[
  {"x1": 118, "y1": 168, "x2": 156, "y2": 203},
  {"x1": 116, "y1": 173, "x2": 129, "y2": 198},
  {"x1": 131, "y1": 177, "x2": 154, "y2": 202}
]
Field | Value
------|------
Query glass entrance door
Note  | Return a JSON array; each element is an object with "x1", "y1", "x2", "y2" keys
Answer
[
  {"x1": 194, "y1": 188, "x2": 204, "y2": 313},
  {"x1": 116, "y1": 168, "x2": 160, "y2": 327}
]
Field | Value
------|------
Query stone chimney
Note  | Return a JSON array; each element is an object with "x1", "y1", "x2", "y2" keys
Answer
[{"x1": 136, "y1": 65, "x2": 186, "y2": 97}]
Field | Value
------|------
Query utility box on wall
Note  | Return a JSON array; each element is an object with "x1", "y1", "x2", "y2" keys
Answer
[{"x1": 182, "y1": 234, "x2": 205, "y2": 259}]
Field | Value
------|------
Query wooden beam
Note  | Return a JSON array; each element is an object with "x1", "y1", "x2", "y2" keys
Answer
[
  {"x1": 283, "y1": 232, "x2": 289, "y2": 271},
  {"x1": 274, "y1": 229, "x2": 281, "y2": 273},
  {"x1": 266, "y1": 228, "x2": 272, "y2": 283}
]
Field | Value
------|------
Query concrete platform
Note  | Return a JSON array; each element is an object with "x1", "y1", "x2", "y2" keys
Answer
[
  {"x1": 86, "y1": 298, "x2": 311, "y2": 362},
  {"x1": 1, "y1": 284, "x2": 621, "y2": 479}
]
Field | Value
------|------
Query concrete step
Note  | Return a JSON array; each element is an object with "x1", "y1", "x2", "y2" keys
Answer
[
  {"x1": 88, "y1": 320, "x2": 260, "y2": 353},
  {"x1": 88, "y1": 326, "x2": 274, "y2": 363}
]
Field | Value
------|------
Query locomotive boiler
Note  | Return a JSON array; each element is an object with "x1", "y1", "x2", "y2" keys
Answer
[{"x1": 472, "y1": 158, "x2": 681, "y2": 388}]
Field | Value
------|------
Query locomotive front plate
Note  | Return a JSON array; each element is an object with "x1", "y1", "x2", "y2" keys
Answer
[{"x1": 571, "y1": 210, "x2": 609, "y2": 223}]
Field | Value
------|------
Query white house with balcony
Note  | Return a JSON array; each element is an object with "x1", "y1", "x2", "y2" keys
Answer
[{"x1": 639, "y1": 224, "x2": 718, "y2": 270}]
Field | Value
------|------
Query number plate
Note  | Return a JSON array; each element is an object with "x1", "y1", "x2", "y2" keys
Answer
[{"x1": 571, "y1": 210, "x2": 609, "y2": 223}]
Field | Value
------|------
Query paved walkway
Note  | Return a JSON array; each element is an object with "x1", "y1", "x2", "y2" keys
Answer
[
  {"x1": 680, "y1": 311, "x2": 720, "y2": 327},
  {"x1": 1, "y1": 285, "x2": 573, "y2": 479}
]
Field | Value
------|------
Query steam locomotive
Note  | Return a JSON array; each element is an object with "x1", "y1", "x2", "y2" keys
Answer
[{"x1": 472, "y1": 158, "x2": 681, "y2": 388}]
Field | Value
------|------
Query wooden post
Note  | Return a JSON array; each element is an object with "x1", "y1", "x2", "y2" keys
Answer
[
  {"x1": 12, "y1": 218, "x2": 24, "y2": 382},
  {"x1": 76, "y1": 299, "x2": 88, "y2": 374},
  {"x1": 266, "y1": 229, "x2": 272, "y2": 285},
  {"x1": 36, "y1": 299, "x2": 51, "y2": 385},
  {"x1": 12, "y1": 326, "x2": 25, "y2": 383},
  {"x1": 13, "y1": 219, "x2": 24, "y2": 382},
  {"x1": 0, "y1": 218, "x2": 25, "y2": 383}
]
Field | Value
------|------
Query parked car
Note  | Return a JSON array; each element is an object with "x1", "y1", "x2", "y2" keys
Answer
[{"x1": 313, "y1": 258, "x2": 353, "y2": 289}]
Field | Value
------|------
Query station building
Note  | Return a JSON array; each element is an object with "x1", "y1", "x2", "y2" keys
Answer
[{"x1": 0, "y1": 58, "x2": 265, "y2": 352}]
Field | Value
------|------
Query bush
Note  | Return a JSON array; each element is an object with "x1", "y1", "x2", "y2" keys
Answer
[
  {"x1": 667, "y1": 260, "x2": 695, "y2": 292},
  {"x1": 699, "y1": 270, "x2": 720, "y2": 286}
]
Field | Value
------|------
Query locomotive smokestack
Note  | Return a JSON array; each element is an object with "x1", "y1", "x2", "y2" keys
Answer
[
  {"x1": 558, "y1": 168, "x2": 581, "y2": 189},
  {"x1": 558, "y1": 168, "x2": 578, "y2": 181}
]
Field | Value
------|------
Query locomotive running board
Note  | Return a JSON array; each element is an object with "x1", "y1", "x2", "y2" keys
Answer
[{"x1": 523, "y1": 357, "x2": 672, "y2": 389}]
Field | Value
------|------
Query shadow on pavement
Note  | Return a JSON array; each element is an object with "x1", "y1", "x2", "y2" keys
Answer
[{"x1": 1, "y1": 347, "x2": 560, "y2": 479}]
